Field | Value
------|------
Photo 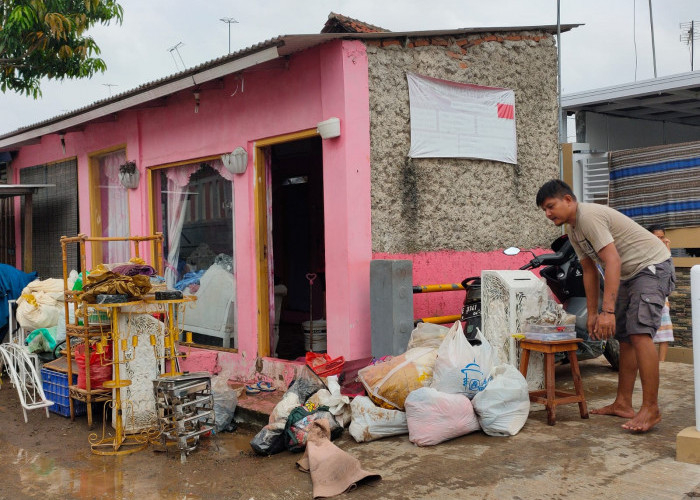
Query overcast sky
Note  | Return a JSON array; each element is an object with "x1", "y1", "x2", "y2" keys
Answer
[{"x1": 0, "y1": 0, "x2": 698, "y2": 135}]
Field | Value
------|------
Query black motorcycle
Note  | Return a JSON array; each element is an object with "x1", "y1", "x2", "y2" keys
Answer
[{"x1": 461, "y1": 235, "x2": 620, "y2": 370}]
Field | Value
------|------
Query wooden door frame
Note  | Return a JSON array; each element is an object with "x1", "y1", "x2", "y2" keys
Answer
[{"x1": 253, "y1": 128, "x2": 319, "y2": 357}]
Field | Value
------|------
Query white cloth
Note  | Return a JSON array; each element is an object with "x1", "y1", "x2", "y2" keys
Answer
[{"x1": 407, "y1": 72, "x2": 517, "y2": 163}]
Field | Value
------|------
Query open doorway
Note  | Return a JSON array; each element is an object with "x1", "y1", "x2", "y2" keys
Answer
[{"x1": 269, "y1": 136, "x2": 325, "y2": 359}]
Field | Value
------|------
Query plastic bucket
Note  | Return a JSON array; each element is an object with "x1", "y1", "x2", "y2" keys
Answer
[{"x1": 302, "y1": 319, "x2": 327, "y2": 353}]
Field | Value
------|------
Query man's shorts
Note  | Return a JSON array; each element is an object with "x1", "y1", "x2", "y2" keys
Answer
[{"x1": 614, "y1": 259, "x2": 675, "y2": 342}]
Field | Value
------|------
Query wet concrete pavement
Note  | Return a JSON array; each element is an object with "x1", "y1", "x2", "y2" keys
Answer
[{"x1": 1, "y1": 357, "x2": 700, "y2": 499}]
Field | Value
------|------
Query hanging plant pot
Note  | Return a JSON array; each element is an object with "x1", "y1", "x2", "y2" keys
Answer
[{"x1": 118, "y1": 161, "x2": 140, "y2": 189}]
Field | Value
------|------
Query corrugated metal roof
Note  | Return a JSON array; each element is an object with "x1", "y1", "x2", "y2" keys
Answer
[
  {"x1": 562, "y1": 71, "x2": 700, "y2": 127},
  {"x1": 0, "y1": 24, "x2": 579, "y2": 149}
]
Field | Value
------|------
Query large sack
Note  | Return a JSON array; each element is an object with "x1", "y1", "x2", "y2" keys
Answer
[
  {"x1": 348, "y1": 396, "x2": 408, "y2": 443},
  {"x1": 16, "y1": 291, "x2": 62, "y2": 330},
  {"x1": 406, "y1": 323, "x2": 449, "y2": 350},
  {"x1": 431, "y1": 322, "x2": 496, "y2": 399},
  {"x1": 472, "y1": 364, "x2": 530, "y2": 437},
  {"x1": 405, "y1": 387, "x2": 480, "y2": 446},
  {"x1": 358, "y1": 346, "x2": 437, "y2": 410}
]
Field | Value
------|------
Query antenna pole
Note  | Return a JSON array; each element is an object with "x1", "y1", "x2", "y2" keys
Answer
[{"x1": 220, "y1": 17, "x2": 239, "y2": 54}]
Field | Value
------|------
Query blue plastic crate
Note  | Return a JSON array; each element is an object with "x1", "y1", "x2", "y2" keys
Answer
[{"x1": 41, "y1": 367, "x2": 86, "y2": 417}]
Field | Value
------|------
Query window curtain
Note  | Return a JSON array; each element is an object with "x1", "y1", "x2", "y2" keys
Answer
[
  {"x1": 163, "y1": 159, "x2": 233, "y2": 287},
  {"x1": 99, "y1": 151, "x2": 129, "y2": 263}
]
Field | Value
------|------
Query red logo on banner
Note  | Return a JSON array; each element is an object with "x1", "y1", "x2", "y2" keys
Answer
[{"x1": 497, "y1": 103, "x2": 514, "y2": 119}]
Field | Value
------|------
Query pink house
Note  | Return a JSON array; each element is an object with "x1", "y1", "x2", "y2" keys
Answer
[{"x1": 0, "y1": 15, "x2": 573, "y2": 384}]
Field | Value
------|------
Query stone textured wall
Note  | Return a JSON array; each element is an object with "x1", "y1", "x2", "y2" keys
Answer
[
  {"x1": 669, "y1": 267, "x2": 692, "y2": 347},
  {"x1": 367, "y1": 32, "x2": 561, "y2": 254}
]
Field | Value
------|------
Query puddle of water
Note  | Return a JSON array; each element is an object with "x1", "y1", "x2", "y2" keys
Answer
[
  {"x1": 1, "y1": 441, "x2": 119, "y2": 498},
  {"x1": 0, "y1": 428, "x2": 256, "y2": 498}
]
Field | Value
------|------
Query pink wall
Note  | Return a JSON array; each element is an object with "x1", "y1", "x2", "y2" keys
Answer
[
  {"x1": 319, "y1": 41, "x2": 372, "y2": 359},
  {"x1": 373, "y1": 248, "x2": 549, "y2": 322},
  {"x1": 11, "y1": 40, "x2": 373, "y2": 366}
]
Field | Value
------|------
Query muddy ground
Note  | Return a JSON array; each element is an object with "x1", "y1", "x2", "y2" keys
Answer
[{"x1": 1, "y1": 358, "x2": 700, "y2": 499}]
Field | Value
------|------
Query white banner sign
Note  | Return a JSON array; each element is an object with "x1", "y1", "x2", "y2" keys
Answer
[{"x1": 407, "y1": 72, "x2": 517, "y2": 164}]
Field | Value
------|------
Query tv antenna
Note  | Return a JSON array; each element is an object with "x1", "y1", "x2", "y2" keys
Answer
[
  {"x1": 220, "y1": 17, "x2": 238, "y2": 54},
  {"x1": 102, "y1": 83, "x2": 118, "y2": 96},
  {"x1": 167, "y1": 42, "x2": 186, "y2": 70},
  {"x1": 680, "y1": 21, "x2": 699, "y2": 71}
]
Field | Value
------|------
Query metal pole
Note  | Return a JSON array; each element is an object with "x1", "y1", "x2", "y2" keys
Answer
[
  {"x1": 648, "y1": 0, "x2": 658, "y2": 78},
  {"x1": 692, "y1": 21, "x2": 695, "y2": 72},
  {"x1": 228, "y1": 22, "x2": 231, "y2": 54},
  {"x1": 557, "y1": 0, "x2": 563, "y2": 179}
]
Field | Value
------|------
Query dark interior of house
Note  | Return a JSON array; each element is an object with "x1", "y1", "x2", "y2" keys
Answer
[{"x1": 270, "y1": 136, "x2": 326, "y2": 360}]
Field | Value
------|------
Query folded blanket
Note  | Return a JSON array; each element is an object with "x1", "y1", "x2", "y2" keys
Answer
[{"x1": 296, "y1": 419, "x2": 381, "y2": 498}]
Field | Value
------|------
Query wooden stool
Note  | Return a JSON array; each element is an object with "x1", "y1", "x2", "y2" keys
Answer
[{"x1": 519, "y1": 338, "x2": 589, "y2": 426}]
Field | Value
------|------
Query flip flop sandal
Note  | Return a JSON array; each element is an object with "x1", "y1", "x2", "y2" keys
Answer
[
  {"x1": 256, "y1": 381, "x2": 276, "y2": 392},
  {"x1": 245, "y1": 384, "x2": 261, "y2": 395}
]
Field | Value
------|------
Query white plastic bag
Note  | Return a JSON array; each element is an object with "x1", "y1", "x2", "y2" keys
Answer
[
  {"x1": 471, "y1": 364, "x2": 530, "y2": 437},
  {"x1": 431, "y1": 323, "x2": 496, "y2": 399},
  {"x1": 349, "y1": 396, "x2": 408, "y2": 443},
  {"x1": 405, "y1": 387, "x2": 480, "y2": 446},
  {"x1": 406, "y1": 323, "x2": 449, "y2": 350},
  {"x1": 16, "y1": 291, "x2": 62, "y2": 330}
]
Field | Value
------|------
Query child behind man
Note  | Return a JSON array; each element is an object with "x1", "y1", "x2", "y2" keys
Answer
[{"x1": 649, "y1": 225, "x2": 674, "y2": 361}]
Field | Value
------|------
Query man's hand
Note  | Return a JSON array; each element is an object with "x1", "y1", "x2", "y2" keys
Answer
[{"x1": 593, "y1": 311, "x2": 616, "y2": 340}]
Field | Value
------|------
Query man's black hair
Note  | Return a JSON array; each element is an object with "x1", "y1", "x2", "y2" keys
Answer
[
  {"x1": 535, "y1": 179, "x2": 576, "y2": 208},
  {"x1": 648, "y1": 225, "x2": 665, "y2": 234}
]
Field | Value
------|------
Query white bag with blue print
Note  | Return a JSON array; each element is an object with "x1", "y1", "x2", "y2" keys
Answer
[{"x1": 430, "y1": 322, "x2": 496, "y2": 399}]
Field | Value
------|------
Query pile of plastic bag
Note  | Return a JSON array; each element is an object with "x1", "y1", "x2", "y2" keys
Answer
[
  {"x1": 250, "y1": 367, "x2": 350, "y2": 456},
  {"x1": 250, "y1": 320, "x2": 531, "y2": 455},
  {"x1": 350, "y1": 321, "x2": 531, "y2": 446}
]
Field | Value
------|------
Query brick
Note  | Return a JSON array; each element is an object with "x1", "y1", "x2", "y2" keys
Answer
[
  {"x1": 455, "y1": 38, "x2": 469, "y2": 47},
  {"x1": 446, "y1": 50, "x2": 462, "y2": 59},
  {"x1": 505, "y1": 35, "x2": 522, "y2": 41},
  {"x1": 430, "y1": 37, "x2": 449, "y2": 46},
  {"x1": 382, "y1": 39, "x2": 401, "y2": 47},
  {"x1": 366, "y1": 40, "x2": 381, "y2": 47},
  {"x1": 483, "y1": 35, "x2": 498, "y2": 42},
  {"x1": 414, "y1": 38, "x2": 430, "y2": 47},
  {"x1": 459, "y1": 62, "x2": 468, "y2": 69}
]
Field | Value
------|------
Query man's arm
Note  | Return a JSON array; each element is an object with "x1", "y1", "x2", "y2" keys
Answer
[
  {"x1": 593, "y1": 242, "x2": 622, "y2": 339},
  {"x1": 579, "y1": 256, "x2": 601, "y2": 338}
]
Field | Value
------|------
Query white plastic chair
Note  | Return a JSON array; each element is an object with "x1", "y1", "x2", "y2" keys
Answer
[{"x1": 0, "y1": 342, "x2": 53, "y2": 422}]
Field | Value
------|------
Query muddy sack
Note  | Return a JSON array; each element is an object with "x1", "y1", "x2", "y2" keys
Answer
[
  {"x1": 348, "y1": 396, "x2": 408, "y2": 443},
  {"x1": 357, "y1": 346, "x2": 437, "y2": 411}
]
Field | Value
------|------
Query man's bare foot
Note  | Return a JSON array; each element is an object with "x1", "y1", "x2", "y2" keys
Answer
[
  {"x1": 590, "y1": 402, "x2": 635, "y2": 418},
  {"x1": 622, "y1": 405, "x2": 661, "y2": 433}
]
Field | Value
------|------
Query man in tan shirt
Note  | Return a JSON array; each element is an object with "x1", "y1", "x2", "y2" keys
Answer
[{"x1": 536, "y1": 180, "x2": 674, "y2": 432}]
